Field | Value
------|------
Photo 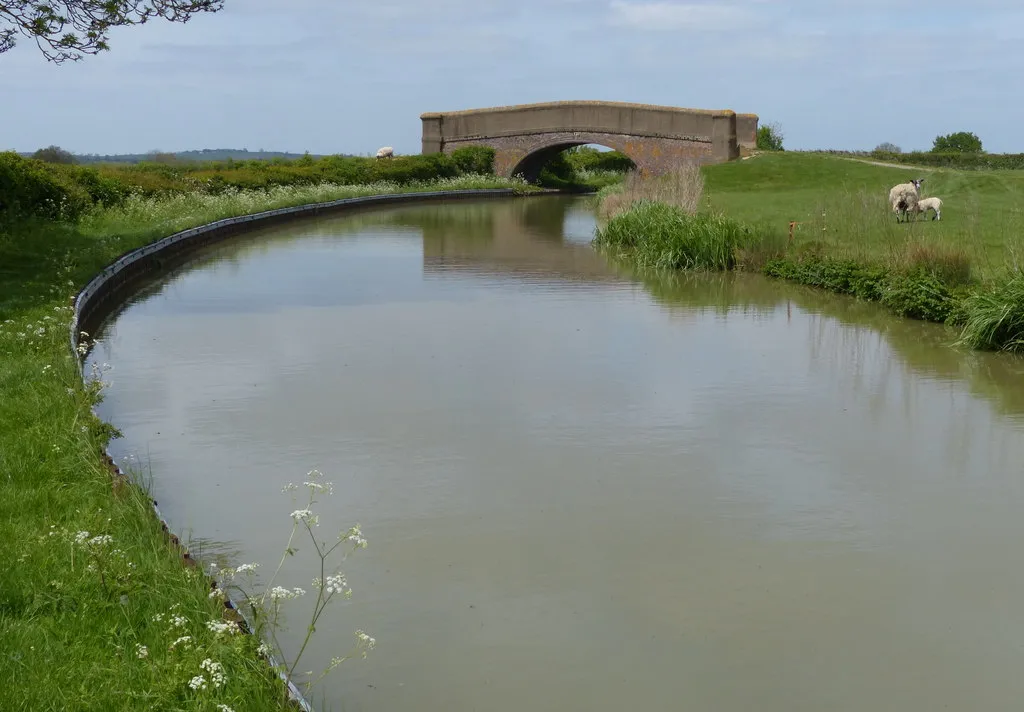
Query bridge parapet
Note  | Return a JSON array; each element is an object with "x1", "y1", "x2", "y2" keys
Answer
[{"x1": 421, "y1": 101, "x2": 757, "y2": 180}]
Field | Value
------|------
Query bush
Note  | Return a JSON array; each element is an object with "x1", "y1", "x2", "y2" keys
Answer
[
  {"x1": 932, "y1": 131, "x2": 983, "y2": 154},
  {"x1": 31, "y1": 145, "x2": 77, "y2": 164},
  {"x1": 451, "y1": 146, "x2": 495, "y2": 175},
  {"x1": 565, "y1": 146, "x2": 634, "y2": 173},
  {"x1": 863, "y1": 150, "x2": 1024, "y2": 170},
  {"x1": 757, "y1": 122, "x2": 785, "y2": 151},
  {"x1": 0, "y1": 152, "x2": 92, "y2": 222},
  {"x1": 1, "y1": 149, "x2": 509, "y2": 224}
]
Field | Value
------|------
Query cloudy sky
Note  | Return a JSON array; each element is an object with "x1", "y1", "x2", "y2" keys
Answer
[{"x1": 3, "y1": 0, "x2": 1023, "y2": 156}]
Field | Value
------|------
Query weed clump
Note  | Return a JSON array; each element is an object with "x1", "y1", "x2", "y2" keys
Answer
[{"x1": 954, "y1": 272, "x2": 1024, "y2": 352}]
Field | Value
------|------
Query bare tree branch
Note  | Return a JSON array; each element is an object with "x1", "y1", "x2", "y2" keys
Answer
[{"x1": 0, "y1": 1, "x2": 224, "y2": 63}]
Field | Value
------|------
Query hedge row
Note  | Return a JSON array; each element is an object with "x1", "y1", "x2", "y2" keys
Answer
[
  {"x1": 811, "y1": 149, "x2": 1024, "y2": 170},
  {"x1": 0, "y1": 145, "x2": 498, "y2": 222}
]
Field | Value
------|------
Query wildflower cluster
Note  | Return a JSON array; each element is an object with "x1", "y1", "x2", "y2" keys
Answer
[{"x1": 211, "y1": 468, "x2": 375, "y2": 705}]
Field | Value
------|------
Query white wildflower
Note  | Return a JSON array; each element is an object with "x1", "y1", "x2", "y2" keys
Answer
[
  {"x1": 256, "y1": 641, "x2": 272, "y2": 656},
  {"x1": 169, "y1": 635, "x2": 193, "y2": 650},
  {"x1": 323, "y1": 573, "x2": 349, "y2": 597},
  {"x1": 200, "y1": 658, "x2": 227, "y2": 688},
  {"x1": 216, "y1": 705, "x2": 236, "y2": 712},
  {"x1": 289, "y1": 508, "x2": 317, "y2": 525},
  {"x1": 188, "y1": 675, "x2": 207, "y2": 691},
  {"x1": 206, "y1": 620, "x2": 238, "y2": 637},
  {"x1": 356, "y1": 630, "x2": 376, "y2": 657},
  {"x1": 170, "y1": 614, "x2": 188, "y2": 629},
  {"x1": 74, "y1": 531, "x2": 90, "y2": 544},
  {"x1": 135, "y1": 644, "x2": 148, "y2": 659},
  {"x1": 343, "y1": 525, "x2": 368, "y2": 548},
  {"x1": 87, "y1": 535, "x2": 113, "y2": 548},
  {"x1": 234, "y1": 562, "x2": 259, "y2": 574},
  {"x1": 268, "y1": 586, "x2": 305, "y2": 601},
  {"x1": 281, "y1": 482, "x2": 298, "y2": 493}
]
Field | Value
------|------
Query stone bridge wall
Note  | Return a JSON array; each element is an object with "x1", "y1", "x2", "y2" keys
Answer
[
  {"x1": 736, "y1": 113, "x2": 759, "y2": 150},
  {"x1": 421, "y1": 101, "x2": 757, "y2": 180}
]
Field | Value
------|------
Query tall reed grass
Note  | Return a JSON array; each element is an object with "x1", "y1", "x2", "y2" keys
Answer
[{"x1": 597, "y1": 165, "x2": 704, "y2": 221}]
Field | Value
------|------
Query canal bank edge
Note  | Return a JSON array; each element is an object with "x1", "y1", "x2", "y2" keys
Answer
[{"x1": 68, "y1": 187, "x2": 561, "y2": 711}]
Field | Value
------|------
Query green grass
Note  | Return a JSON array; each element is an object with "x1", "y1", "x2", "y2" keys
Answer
[
  {"x1": 702, "y1": 152, "x2": 1024, "y2": 279},
  {"x1": 595, "y1": 152, "x2": 1024, "y2": 353},
  {"x1": 594, "y1": 201, "x2": 782, "y2": 272},
  {"x1": 0, "y1": 174, "x2": 534, "y2": 711}
]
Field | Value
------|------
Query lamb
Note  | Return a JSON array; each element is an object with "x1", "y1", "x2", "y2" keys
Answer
[
  {"x1": 888, "y1": 178, "x2": 924, "y2": 223},
  {"x1": 915, "y1": 196, "x2": 942, "y2": 221},
  {"x1": 375, "y1": 146, "x2": 394, "y2": 159}
]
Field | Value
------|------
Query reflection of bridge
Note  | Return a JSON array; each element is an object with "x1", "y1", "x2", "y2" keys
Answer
[
  {"x1": 421, "y1": 101, "x2": 758, "y2": 181},
  {"x1": 419, "y1": 198, "x2": 629, "y2": 287}
]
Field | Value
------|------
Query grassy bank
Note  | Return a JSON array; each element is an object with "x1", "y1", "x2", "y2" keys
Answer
[
  {"x1": 594, "y1": 152, "x2": 1024, "y2": 353},
  {"x1": 0, "y1": 171, "x2": 535, "y2": 710}
]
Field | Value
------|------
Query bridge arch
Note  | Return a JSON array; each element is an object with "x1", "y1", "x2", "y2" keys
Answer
[{"x1": 421, "y1": 101, "x2": 758, "y2": 183}]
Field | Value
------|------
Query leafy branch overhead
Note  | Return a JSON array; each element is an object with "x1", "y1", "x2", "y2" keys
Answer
[{"x1": 0, "y1": 1, "x2": 224, "y2": 63}]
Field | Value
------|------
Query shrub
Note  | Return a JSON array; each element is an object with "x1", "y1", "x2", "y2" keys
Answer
[
  {"x1": 31, "y1": 145, "x2": 77, "y2": 164},
  {"x1": 565, "y1": 146, "x2": 634, "y2": 173},
  {"x1": 763, "y1": 256, "x2": 888, "y2": 301},
  {"x1": 451, "y1": 146, "x2": 495, "y2": 175},
  {"x1": 932, "y1": 131, "x2": 983, "y2": 154},
  {"x1": 879, "y1": 271, "x2": 956, "y2": 322},
  {"x1": 0, "y1": 152, "x2": 93, "y2": 221},
  {"x1": 757, "y1": 122, "x2": 785, "y2": 151},
  {"x1": 537, "y1": 151, "x2": 577, "y2": 187}
]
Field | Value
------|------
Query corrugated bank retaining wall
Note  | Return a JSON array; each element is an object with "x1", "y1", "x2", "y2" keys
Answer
[{"x1": 68, "y1": 187, "x2": 559, "y2": 711}]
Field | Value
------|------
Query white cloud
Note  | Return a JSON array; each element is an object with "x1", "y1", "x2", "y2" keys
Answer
[{"x1": 606, "y1": 1, "x2": 754, "y2": 31}]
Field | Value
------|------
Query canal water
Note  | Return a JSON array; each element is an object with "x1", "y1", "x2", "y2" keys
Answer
[{"x1": 87, "y1": 195, "x2": 1024, "y2": 711}]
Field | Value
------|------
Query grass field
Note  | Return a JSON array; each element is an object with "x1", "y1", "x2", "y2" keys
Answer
[
  {"x1": 0, "y1": 174, "x2": 533, "y2": 711},
  {"x1": 595, "y1": 151, "x2": 1024, "y2": 352},
  {"x1": 701, "y1": 152, "x2": 1024, "y2": 280}
]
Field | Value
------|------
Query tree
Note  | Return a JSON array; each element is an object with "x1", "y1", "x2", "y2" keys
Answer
[
  {"x1": 32, "y1": 144, "x2": 76, "y2": 163},
  {"x1": 0, "y1": 1, "x2": 224, "y2": 64},
  {"x1": 874, "y1": 142, "x2": 901, "y2": 154},
  {"x1": 931, "y1": 131, "x2": 983, "y2": 154},
  {"x1": 756, "y1": 122, "x2": 785, "y2": 151}
]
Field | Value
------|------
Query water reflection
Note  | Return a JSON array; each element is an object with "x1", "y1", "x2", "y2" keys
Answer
[{"x1": 87, "y1": 195, "x2": 1024, "y2": 712}]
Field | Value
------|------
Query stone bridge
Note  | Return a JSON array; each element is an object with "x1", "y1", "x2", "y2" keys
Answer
[{"x1": 421, "y1": 100, "x2": 758, "y2": 181}]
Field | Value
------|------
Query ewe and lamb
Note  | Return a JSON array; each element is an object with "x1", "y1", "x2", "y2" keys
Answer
[
  {"x1": 887, "y1": 178, "x2": 942, "y2": 222},
  {"x1": 889, "y1": 178, "x2": 924, "y2": 222}
]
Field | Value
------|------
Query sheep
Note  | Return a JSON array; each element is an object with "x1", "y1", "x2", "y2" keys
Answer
[
  {"x1": 888, "y1": 178, "x2": 924, "y2": 223},
  {"x1": 375, "y1": 146, "x2": 394, "y2": 159},
  {"x1": 915, "y1": 196, "x2": 942, "y2": 221}
]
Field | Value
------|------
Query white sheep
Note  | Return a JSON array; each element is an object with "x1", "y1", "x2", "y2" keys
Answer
[
  {"x1": 888, "y1": 178, "x2": 924, "y2": 223},
  {"x1": 375, "y1": 146, "x2": 394, "y2": 159},
  {"x1": 915, "y1": 196, "x2": 942, "y2": 221}
]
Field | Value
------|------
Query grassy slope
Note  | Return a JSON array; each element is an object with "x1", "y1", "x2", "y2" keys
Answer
[
  {"x1": 702, "y1": 152, "x2": 1024, "y2": 279},
  {"x1": 0, "y1": 176, "x2": 532, "y2": 711}
]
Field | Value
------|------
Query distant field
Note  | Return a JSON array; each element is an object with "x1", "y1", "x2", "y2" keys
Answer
[
  {"x1": 15, "y1": 148, "x2": 333, "y2": 164},
  {"x1": 702, "y1": 152, "x2": 1024, "y2": 279}
]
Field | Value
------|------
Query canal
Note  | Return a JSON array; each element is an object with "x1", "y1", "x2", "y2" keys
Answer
[{"x1": 87, "y1": 194, "x2": 1024, "y2": 711}]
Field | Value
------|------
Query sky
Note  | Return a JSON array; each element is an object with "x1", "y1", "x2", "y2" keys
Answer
[{"x1": 2, "y1": 0, "x2": 1023, "y2": 156}]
